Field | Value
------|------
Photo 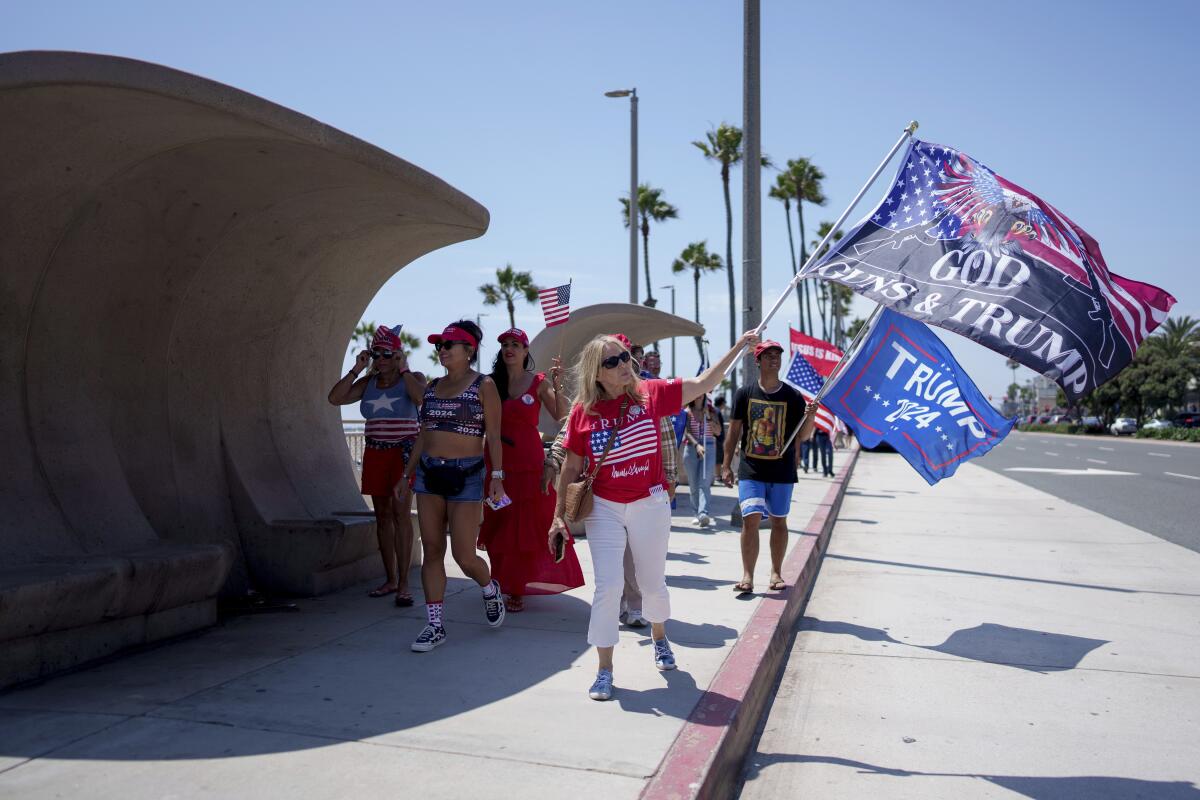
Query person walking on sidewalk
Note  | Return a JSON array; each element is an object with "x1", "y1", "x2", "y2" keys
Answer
[
  {"x1": 398, "y1": 320, "x2": 507, "y2": 652},
  {"x1": 477, "y1": 328, "x2": 583, "y2": 613},
  {"x1": 327, "y1": 324, "x2": 426, "y2": 606},
  {"x1": 720, "y1": 340, "x2": 816, "y2": 594},
  {"x1": 681, "y1": 394, "x2": 719, "y2": 527},
  {"x1": 549, "y1": 330, "x2": 760, "y2": 701}
]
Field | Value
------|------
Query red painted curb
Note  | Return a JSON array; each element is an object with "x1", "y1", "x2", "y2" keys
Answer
[{"x1": 641, "y1": 444, "x2": 861, "y2": 800}]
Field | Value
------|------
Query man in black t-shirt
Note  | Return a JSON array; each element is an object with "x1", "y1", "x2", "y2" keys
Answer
[{"x1": 720, "y1": 340, "x2": 815, "y2": 593}]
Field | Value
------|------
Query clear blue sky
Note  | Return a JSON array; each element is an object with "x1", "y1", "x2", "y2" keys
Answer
[{"x1": 7, "y1": 1, "x2": 1197, "y2": 408}]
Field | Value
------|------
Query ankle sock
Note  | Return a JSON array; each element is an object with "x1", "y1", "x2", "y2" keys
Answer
[
  {"x1": 482, "y1": 580, "x2": 498, "y2": 599},
  {"x1": 426, "y1": 602, "x2": 444, "y2": 627}
]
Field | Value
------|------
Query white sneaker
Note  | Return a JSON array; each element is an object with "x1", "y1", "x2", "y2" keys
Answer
[
  {"x1": 625, "y1": 608, "x2": 647, "y2": 628},
  {"x1": 690, "y1": 517, "x2": 701, "y2": 526},
  {"x1": 698, "y1": 513, "x2": 712, "y2": 528}
]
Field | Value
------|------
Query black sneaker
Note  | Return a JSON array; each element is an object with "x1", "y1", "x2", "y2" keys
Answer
[
  {"x1": 411, "y1": 624, "x2": 447, "y2": 652},
  {"x1": 483, "y1": 580, "x2": 506, "y2": 628}
]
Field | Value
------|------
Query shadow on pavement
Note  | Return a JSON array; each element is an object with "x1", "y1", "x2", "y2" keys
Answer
[
  {"x1": 826, "y1": 553, "x2": 1200, "y2": 597},
  {"x1": 801, "y1": 618, "x2": 1109, "y2": 672},
  {"x1": 742, "y1": 754, "x2": 1200, "y2": 799}
]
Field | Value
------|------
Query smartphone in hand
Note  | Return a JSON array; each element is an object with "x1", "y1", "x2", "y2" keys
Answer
[
  {"x1": 552, "y1": 531, "x2": 567, "y2": 563},
  {"x1": 485, "y1": 494, "x2": 513, "y2": 511}
]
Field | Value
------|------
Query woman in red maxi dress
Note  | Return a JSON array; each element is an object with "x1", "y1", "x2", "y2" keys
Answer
[{"x1": 479, "y1": 328, "x2": 583, "y2": 612}]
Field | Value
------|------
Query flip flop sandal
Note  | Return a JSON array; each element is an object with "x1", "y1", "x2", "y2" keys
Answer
[
  {"x1": 368, "y1": 586, "x2": 397, "y2": 598},
  {"x1": 733, "y1": 582, "x2": 754, "y2": 593},
  {"x1": 394, "y1": 591, "x2": 414, "y2": 607},
  {"x1": 769, "y1": 579, "x2": 787, "y2": 591}
]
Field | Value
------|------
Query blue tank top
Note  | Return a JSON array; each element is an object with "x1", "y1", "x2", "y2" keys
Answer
[{"x1": 360, "y1": 375, "x2": 420, "y2": 446}]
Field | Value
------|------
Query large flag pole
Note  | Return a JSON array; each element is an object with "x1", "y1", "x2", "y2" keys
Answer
[{"x1": 722, "y1": 120, "x2": 919, "y2": 378}]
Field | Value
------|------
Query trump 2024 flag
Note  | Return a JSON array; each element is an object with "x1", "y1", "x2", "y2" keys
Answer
[
  {"x1": 801, "y1": 139, "x2": 1175, "y2": 400},
  {"x1": 825, "y1": 309, "x2": 1015, "y2": 485}
]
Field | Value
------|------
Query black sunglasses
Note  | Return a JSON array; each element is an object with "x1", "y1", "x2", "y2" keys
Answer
[
  {"x1": 370, "y1": 350, "x2": 395, "y2": 359},
  {"x1": 435, "y1": 340, "x2": 471, "y2": 352},
  {"x1": 601, "y1": 351, "x2": 632, "y2": 370}
]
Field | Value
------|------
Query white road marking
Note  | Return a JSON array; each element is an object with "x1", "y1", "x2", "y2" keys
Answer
[
  {"x1": 1087, "y1": 458, "x2": 1108, "y2": 465},
  {"x1": 1005, "y1": 467, "x2": 1138, "y2": 476},
  {"x1": 1045, "y1": 452, "x2": 1060, "y2": 456},
  {"x1": 1165, "y1": 472, "x2": 1200, "y2": 481},
  {"x1": 1148, "y1": 453, "x2": 1171, "y2": 458},
  {"x1": 1015, "y1": 446, "x2": 1026, "y2": 451},
  {"x1": 1098, "y1": 446, "x2": 1114, "y2": 451},
  {"x1": 1065, "y1": 443, "x2": 1078, "y2": 447}
]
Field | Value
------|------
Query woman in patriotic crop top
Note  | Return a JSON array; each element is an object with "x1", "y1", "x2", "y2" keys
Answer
[
  {"x1": 327, "y1": 324, "x2": 426, "y2": 606},
  {"x1": 554, "y1": 329, "x2": 760, "y2": 701}
]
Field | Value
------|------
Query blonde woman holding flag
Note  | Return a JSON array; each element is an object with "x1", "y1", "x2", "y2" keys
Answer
[{"x1": 549, "y1": 329, "x2": 760, "y2": 701}]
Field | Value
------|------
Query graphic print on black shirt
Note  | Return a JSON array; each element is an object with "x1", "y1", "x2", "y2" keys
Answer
[{"x1": 732, "y1": 382, "x2": 806, "y2": 484}]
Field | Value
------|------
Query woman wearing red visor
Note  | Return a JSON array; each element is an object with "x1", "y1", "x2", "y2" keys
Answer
[
  {"x1": 478, "y1": 328, "x2": 583, "y2": 613},
  {"x1": 399, "y1": 320, "x2": 507, "y2": 652}
]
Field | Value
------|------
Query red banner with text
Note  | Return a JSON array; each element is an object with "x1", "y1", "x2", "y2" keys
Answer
[{"x1": 789, "y1": 328, "x2": 842, "y2": 377}]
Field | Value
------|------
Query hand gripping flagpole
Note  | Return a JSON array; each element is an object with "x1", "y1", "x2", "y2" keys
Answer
[{"x1": 722, "y1": 121, "x2": 919, "y2": 379}]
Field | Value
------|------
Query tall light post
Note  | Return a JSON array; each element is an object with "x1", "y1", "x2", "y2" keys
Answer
[
  {"x1": 741, "y1": 0, "x2": 761, "y2": 387},
  {"x1": 605, "y1": 87, "x2": 638, "y2": 304},
  {"x1": 660, "y1": 283, "x2": 677, "y2": 376}
]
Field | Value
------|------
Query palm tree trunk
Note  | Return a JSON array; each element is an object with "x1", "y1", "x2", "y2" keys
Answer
[
  {"x1": 506, "y1": 297, "x2": 515, "y2": 329},
  {"x1": 796, "y1": 198, "x2": 814, "y2": 335},
  {"x1": 784, "y1": 200, "x2": 803, "y2": 327},
  {"x1": 722, "y1": 163, "x2": 735, "y2": 355},
  {"x1": 818, "y1": 284, "x2": 828, "y2": 341},
  {"x1": 641, "y1": 217, "x2": 655, "y2": 307}
]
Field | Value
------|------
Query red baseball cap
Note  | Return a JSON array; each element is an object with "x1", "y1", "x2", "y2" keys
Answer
[
  {"x1": 428, "y1": 324, "x2": 479, "y2": 348},
  {"x1": 496, "y1": 328, "x2": 529, "y2": 347},
  {"x1": 754, "y1": 340, "x2": 784, "y2": 359}
]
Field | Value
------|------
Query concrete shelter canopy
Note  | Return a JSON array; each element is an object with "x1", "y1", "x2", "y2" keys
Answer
[{"x1": 0, "y1": 47, "x2": 488, "y2": 652}]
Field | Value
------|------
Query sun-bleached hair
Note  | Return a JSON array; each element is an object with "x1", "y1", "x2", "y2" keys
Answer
[{"x1": 573, "y1": 335, "x2": 645, "y2": 416}]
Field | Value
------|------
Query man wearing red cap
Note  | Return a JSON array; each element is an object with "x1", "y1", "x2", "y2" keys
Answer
[{"x1": 720, "y1": 340, "x2": 807, "y2": 593}]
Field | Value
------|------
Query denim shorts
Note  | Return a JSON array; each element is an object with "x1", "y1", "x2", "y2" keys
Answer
[
  {"x1": 737, "y1": 479, "x2": 794, "y2": 519},
  {"x1": 413, "y1": 455, "x2": 485, "y2": 503}
]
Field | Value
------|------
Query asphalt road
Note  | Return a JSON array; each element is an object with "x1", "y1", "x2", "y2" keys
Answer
[{"x1": 972, "y1": 430, "x2": 1200, "y2": 553}]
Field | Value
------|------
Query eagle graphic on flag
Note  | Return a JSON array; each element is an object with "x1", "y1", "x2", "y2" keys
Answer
[{"x1": 801, "y1": 139, "x2": 1175, "y2": 400}]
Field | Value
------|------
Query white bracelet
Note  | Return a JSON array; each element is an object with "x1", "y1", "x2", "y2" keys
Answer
[{"x1": 491, "y1": 469, "x2": 505, "y2": 480}]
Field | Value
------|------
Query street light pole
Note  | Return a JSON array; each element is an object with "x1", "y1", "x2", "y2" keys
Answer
[
  {"x1": 605, "y1": 87, "x2": 638, "y2": 304},
  {"x1": 660, "y1": 284, "x2": 676, "y2": 375},
  {"x1": 741, "y1": 0, "x2": 762, "y2": 387}
]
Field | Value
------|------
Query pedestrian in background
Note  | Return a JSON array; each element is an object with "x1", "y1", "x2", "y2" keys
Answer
[{"x1": 327, "y1": 324, "x2": 425, "y2": 606}]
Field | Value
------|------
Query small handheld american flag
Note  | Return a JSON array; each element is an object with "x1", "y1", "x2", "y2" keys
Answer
[
  {"x1": 784, "y1": 351, "x2": 836, "y2": 435},
  {"x1": 538, "y1": 282, "x2": 571, "y2": 328}
]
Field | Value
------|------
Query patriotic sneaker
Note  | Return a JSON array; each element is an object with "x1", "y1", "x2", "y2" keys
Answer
[
  {"x1": 624, "y1": 608, "x2": 647, "y2": 628},
  {"x1": 483, "y1": 580, "x2": 506, "y2": 628},
  {"x1": 653, "y1": 638, "x2": 677, "y2": 671},
  {"x1": 411, "y1": 624, "x2": 446, "y2": 653},
  {"x1": 588, "y1": 669, "x2": 614, "y2": 701}
]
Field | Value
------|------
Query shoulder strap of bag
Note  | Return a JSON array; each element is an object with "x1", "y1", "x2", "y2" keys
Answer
[{"x1": 586, "y1": 398, "x2": 629, "y2": 479}]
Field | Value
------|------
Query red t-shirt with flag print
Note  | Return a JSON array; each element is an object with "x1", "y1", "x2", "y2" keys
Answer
[{"x1": 564, "y1": 378, "x2": 684, "y2": 504}]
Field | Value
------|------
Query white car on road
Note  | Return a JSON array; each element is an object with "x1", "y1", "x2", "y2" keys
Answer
[
  {"x1": 1110, "y1": 417, "x2": 1137, "y2": 436},
  {"x1": 1141, "y1": 418, "x2": 1173, "y2": 431}
]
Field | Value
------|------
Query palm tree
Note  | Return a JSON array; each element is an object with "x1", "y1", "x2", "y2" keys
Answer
[
  {"x1": 619, "y1": 184, "x2": 678, "y2": 308},
  {"x1": 769, "y1": 171, "x2": 805, "y2": 327},
  {"x1": 478, "y1": 264, "x2": 539, "y2": 329},
  {"x1": 785, "y1": 157, "x2": 827, "y2": 335},
  {"x1": 809, "y1": 221, "x2": 844, "y2": 341},
  {"x1": 693, "y1": 123, "x2": 744, "y2": 354},
  {"x1": 1148, "y1": 315, "x2": 1199, "y2": 359},
  {"x1": 671, "y1": 240, "x2": 724, "y2": 359},
  {"x1": 350, "y1": 320, "x2": 377, "y2": 353}
]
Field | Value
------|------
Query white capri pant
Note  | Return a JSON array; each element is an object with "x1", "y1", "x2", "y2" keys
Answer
[{"x1": 586, "y1": 491, "x2": 672, "y2": 647}]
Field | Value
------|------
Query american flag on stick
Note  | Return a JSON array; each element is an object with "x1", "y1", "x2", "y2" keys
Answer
[
  {"x1": 538, "y1": 282, "x2": 571, "y2": 327},
  {"x1": 784, "y1": 351, "x2": 836, "y2": 435}
]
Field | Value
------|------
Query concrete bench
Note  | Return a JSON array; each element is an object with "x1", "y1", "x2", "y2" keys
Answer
[{"x1": 0, "y1": 542, "x2": 231, "y2": 689}]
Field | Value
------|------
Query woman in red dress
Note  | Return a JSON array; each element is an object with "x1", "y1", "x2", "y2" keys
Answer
[{"x1": 478, "y1": 328, "x2": 582, "y2": 612}]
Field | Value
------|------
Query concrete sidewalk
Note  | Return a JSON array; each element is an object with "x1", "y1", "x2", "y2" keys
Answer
[
  {"x1": 0, "y1": 463, "x2": 851, "y2": 799},
  {"x1": 740, "y1": 451, "x2": 1200, "y2": 799}
]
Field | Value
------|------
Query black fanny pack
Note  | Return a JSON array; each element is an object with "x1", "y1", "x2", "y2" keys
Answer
[{"x1": 420, "y1": 457, "x2": 484, "y2": 497}]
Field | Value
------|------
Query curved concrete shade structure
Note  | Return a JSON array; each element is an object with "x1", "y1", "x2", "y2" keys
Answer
[
  {"x1": 528, "y1": 303, "x2": 704, "y2": 434},
  {"x1": 0, "y1": 50, "x2": 489, "y2": 616}
]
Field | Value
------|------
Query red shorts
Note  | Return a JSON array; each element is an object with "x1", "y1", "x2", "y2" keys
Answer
[{"x1": 361, "y1": 439, "x2": 414, "y2": 496}]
